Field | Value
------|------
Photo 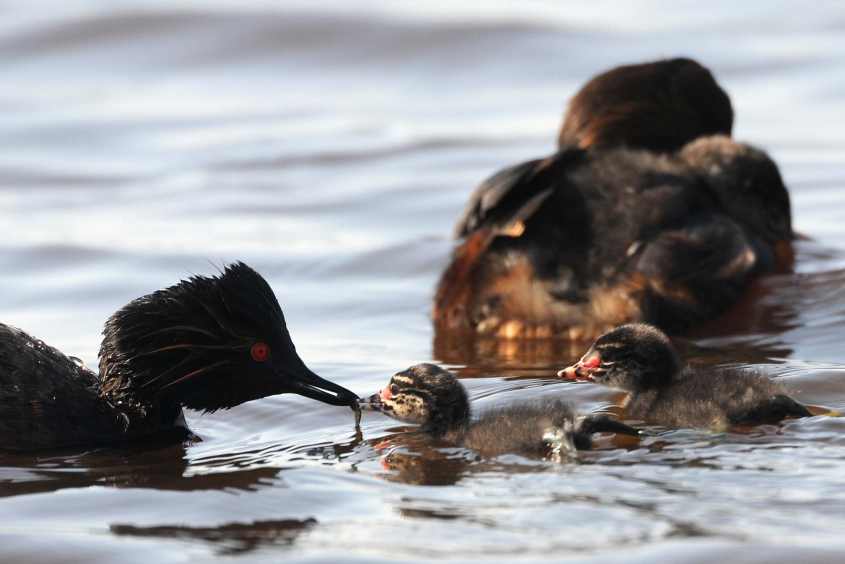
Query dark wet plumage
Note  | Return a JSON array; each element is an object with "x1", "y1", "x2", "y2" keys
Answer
[
  {"x1": 362, "y1": 363, "x2": 638, "y2": 457},
  {"x1": 435, "y1": 136, "x2": 792, "y2": 340},
  {"x1": 558, "y1": 57, "x2": 733, "y2": 152},
  {"x1": 559, "y1": 324, "x2": 812, "y2": 429},
  {"x1": 0, "y1": 323, "x2": 138, "y2": 450},
  {"x1": 434, "y1": 58, "x2": 791, "y2": 340},
  {"x1": 0, "y1": 262, "x2": 358, "y2": 451}
]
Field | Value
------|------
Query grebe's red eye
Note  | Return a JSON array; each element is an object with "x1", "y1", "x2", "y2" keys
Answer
[{"x1": 250, "y1": 342, "x2": 271, "y2": 362}]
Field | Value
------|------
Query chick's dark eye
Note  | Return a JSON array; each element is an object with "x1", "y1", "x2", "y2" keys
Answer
[
  {"x1": 389, "y1": 384, "x2": 399, "y2": 395},
  {"x1": 250, "y1": 342, "x2": 271, "y2": 362}
]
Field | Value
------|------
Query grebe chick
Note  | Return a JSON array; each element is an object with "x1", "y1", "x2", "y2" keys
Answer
[
  {"x1": 558, "y1": 324, "x2": 811, "y2": 429},
  {"x1": 0, "y1": 262, "x2": 359, "y2": 450},
  {"x1": 362, "y1": 363, "x2": 638, "y2": 458}
]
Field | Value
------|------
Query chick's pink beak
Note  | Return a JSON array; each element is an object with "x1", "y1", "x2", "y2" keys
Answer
[
  {"x1": 557, "y1": 352, "x2": 601, "y2": 381},
  {"x1": 558, "y1": 365, "x2": 579, "y2": 380}
]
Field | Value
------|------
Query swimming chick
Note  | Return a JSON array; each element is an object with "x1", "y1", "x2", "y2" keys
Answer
[
  {"x1": 361, "y1": 363, "x2": 638, "y2": 458},
  {"x1": 0, "y1": 262, "x2": 359, "y2": 451},
  {"x1": 558, "y1": 323, "x2": 811, "y2": 429},
  {"x1": 434, "y1": 135, "x2": 792, "y2": 340}
]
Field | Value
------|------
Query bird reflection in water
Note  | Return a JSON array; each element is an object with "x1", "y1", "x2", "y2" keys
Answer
[
  {"x1": 110, "y1": 518, "x2": 317, "y2": 556},
  {"x1": 0, "y1": 439, "x2": 284, "y2": 499}
]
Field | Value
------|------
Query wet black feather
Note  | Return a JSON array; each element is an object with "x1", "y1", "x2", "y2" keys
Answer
[{"x1": 99, "y1": 262, "x2": 291, "y2": 413}]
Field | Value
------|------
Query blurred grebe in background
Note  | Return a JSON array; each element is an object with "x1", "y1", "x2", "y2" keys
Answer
[{"x1": 434, "y1": 58, "x2": 793, "y2": 340}]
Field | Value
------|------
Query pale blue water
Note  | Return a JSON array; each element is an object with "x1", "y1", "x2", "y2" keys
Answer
[{"x1": 1, "y1": 2, "x2": 845, "y2": 562}]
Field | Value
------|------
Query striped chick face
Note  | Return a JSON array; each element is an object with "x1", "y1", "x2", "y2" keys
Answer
[{"x1": 363, "y1": 364, "x2": 470, "y2": 434}]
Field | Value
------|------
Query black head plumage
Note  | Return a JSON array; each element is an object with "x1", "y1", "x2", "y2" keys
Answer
[{"x1": 98, "y1": 262, "x2": 358, "y2": 412}]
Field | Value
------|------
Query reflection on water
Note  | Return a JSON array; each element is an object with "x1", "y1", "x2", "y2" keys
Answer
[
  {"x1": 2, "y1": 1, "x2": 845, "y2": 562},
  {"x1": 0, "y1": 442, "x2": 283, "y2": 498},
  {"x1": 111, "y1": 518, "x2": 317, "y2": 556},
  {"x1": 368, "y1": 431, "x2": 473, "y2": 486}
]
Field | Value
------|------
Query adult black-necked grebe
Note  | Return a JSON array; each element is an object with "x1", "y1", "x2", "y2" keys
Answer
[
  {"x1": 558, "y1": 323, "x2": 811, "y2": 429},
  {"x1": 361, "y1": 363, "x2": 638, "y2": 458},
  {"x1": 0, "y1": 262, "x2": 359, "y2": 450},
  {"x1": 433, "y1": 58, "x2": 780, "y2": 340},
  {"x1": 434, "y1": 135, "x2": 792, "y2": 340}
]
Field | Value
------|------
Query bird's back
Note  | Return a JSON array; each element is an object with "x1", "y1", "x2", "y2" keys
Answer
[
  {"x1": 436, "y1": 146, "x2": 757, "y2": 337},
  {"x1": 0, "y1": 323, "x2": 129, "y2": 450},
  {"x1": 454, "y1": 400, "x2": 579, "y2": 457},
  {"x1": 629, "y1": 367, "x2": 808, "y2": 428}
]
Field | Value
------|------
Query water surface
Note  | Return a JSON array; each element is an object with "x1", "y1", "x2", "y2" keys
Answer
[{"x1": 2, "y1": 2, "x2": 845, "y2": 562}]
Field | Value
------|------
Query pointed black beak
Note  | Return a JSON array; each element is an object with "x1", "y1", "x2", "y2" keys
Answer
[{"x1": 284, "y1": 365, "x2": 360, "y2": 408}]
